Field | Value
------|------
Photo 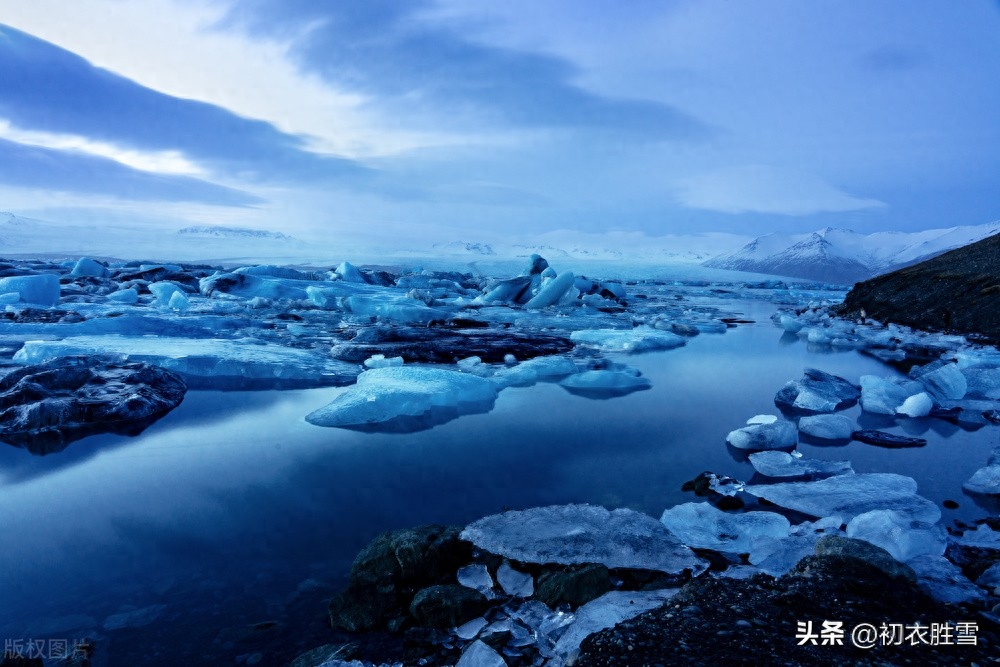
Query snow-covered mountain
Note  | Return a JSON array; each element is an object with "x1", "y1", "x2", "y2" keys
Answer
[
  {"x1": 176, "y1": 225, "x2": 294, "y2": 241},
  {"x1": 703, "y1": 222, "x2": 1000, "y2": 284}
]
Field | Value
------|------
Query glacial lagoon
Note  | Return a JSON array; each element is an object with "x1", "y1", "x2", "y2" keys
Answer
[{"x1": 1, "y1": 269, "x2": 998, "y2": 665}]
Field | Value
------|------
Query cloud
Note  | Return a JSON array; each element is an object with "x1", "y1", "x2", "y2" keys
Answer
[
  {"x1": 217, "y1": 0, "x2": 710, "y2": 141},
  {"x1": 0, "y1": 24, "x2": 367, "y2": 184},
  {"x1": 675, "y1": 165, "x2": 885, "y2": 216},
  {"x1": 0, "y1": 137, "x2": 262, "y2": 206}
]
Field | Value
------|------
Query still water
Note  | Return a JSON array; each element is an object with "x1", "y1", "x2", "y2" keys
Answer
[{"x1": 1, "y1": 300, "x2": 997, "y2": 665}]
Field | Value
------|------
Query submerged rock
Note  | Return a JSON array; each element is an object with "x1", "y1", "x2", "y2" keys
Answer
[
  {"x1": 851, "y1": 429, "x2": 927, "y2": 448},
  {"x1": 0, "y1": 356, "x2": 186, "y2": 453}
]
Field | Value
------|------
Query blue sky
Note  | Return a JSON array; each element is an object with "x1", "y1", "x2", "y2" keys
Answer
[{"x1": 0, "y1": 0, "x2": 998, "y2": 246}]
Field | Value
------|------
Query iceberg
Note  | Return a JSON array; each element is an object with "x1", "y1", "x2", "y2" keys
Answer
[
  {"x1": 726, "y1": 420, "x2": 797, "y2": 450},
  {"x1": 748, "y1": 451, "x2": 853, "y2": 478},
  {"x1": 0, "y1": 274, "x2": 60, "y2": 306},
  {"x1": 774, "y1": 368, "x2": 860, "y2": 414},
  {"x1": 910, "y1": 361, "x2": 967, "y2": 401},
  {"x1": 569, "y1": 328, "x2": 686, "y2": 354},
  {"x1": 106, "y1": 288, "x2": 139, "y2": 304},
  {"x1": 461, "y1": 504, "x2": 707, "y2": 575},
  {"x1": 525, "y1": 271, "x2": 576, "y2": 309},
  {"x1": 13, "y1": 335, "x2": 359, "y2": 390},
  {"x1": 558, "y1": 369, "x2": 651, "y2": 399},
  {"x1": 745, "y1": 473, "x2": 940, "y2": 524},
  {"x1": 305, "y1": 366, "x2": 498, "y2": 432},
  {"x1": 798, "y1": 414, "x2": 854, "y2": 440},
  {"x1": 70, "y1": 257, "x2": 108, "y2": 278},
  {"x1": 659, "y1": 502, "x2": 790, "y2": 557},
  {"x1": 859, "y1": 375, "x2": 924, "y2": 415},
  {"x1": 845, "y1": 510, "x2": 946, "y2": 562}
]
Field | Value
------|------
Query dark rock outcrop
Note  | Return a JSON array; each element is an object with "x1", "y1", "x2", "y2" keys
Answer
[
  {"x1": 577, "y1": 538, "x2": 999, "y2": 667},
  {"x1": 0, "y1": 356, "x2": 186, "y2": 453},
  {"x1": 838, "y1": 232, "x2": 1000, "y2": 343}
]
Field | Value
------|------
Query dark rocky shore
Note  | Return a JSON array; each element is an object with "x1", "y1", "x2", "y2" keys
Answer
[{"x1": 838, "y1": 232, "x2": 1000, "y2": 344}]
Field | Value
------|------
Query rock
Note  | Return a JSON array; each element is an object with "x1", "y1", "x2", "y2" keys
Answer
[
  {"x1": 327, "y1": 524, "x2": 470, "y2": 632},
  {"x1": 813, "y1": 536, "x2": 916, "y2": 582},
  {"x1": 534, "y1": 564, "x2": 611, "y2": 609},
  {"x1": 837, "y1": 231, "x2": 1000, "y2": 344},
  {"x1": 774, "y1": 368, "x2": 860, "y2": 414},
  {"x1": 0, "y1": 356, "x2": 186, "y2": 453},
  {"x1": 409, "y1": 585, "x2": 490, "y2": 629},
  {"x1": 851, "y1": 429, "x2": 927, "y2": 448}
]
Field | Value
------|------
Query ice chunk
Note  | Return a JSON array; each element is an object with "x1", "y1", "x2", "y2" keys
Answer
[
  {"x1": 859, "y1": 375, "x2": 924, "y2": 415},
  {"x1": 896, "y1": 392, "x2": 933, "y2": 418},
  {"x1": 167, "y1": 290, "x2": 190, "y2": 311},
  {"x1": 559, "y1": 369, "x2": 651, "y2": 399},
  {"x1": 570, "y1": 327, "x2": 686, "y2": 353},
  {"x1": 0, "y1": 292, "x2": 19, "y2": 305},
  {"x1": 846, "y1": 510, "x2": 945, "y2": 562},
  {"x1": 748, "y1": 451, "x2": 853, "y2": 478},
  {"x1": 363, "y1": 354, "x2": 404, "y2": 369},
  {"x1": 336, "y1": 261, "x2": 365, "y2": 283},
  {"x1": 71, "y1": 257, "x2": 108, "y2": 278},
  {"x1": 147, "y1": 281, "x2": 185, "y2": 308},
  {"x1": 455, "y1": 617, "x2": 488, "y2": 640},
  {"x1": 798, "y1": 414, "x2": 854, "y2": 440},
  {"x1": 779, "y1": 315, "x2": 803, "y2": 333},
  {"x1": 745, "y1": 473, "x2": 940, "y2": 524},
  {"x1": 14, "y1": 335, "x2": 359, "y2": 390},
  {"x1": 774, "y1": 368, "x2": 860, "y2": 414},
  {"x1": 457, "y1": 564, "x2": 494, "y2": 596},
  {"x1": 461, "y1": 504, "x2": 707, "y2": 575},
  {"x1": 911, "y1": 361, "x2": 967, "y2": 401},
  {"x1": 747, "y1": 414, "x2": 778, "y2": 425},
  {"x1": 660, "y1": 502, "x2": 790, "y2": 557},
  {"x1": 907, "y1": 556, "x2": 987, "y2": 604},
  {"x1": 106, "y1": 288, "x2": 139, "y2": 304},
  {"x1": 976, "y1": 562, "x2": 1000, "y2": 595},
  {"x1": 956, "y1": 525, "x2": 1000, "y2": 550},
  {"x1": 552, "y1": 590, "x2": 678, "y2": 662},
  {"x1": 964, "y1": 365, "x2": 1000, "y2": 400},
  {"x1": 235, "y1": 264, "x2": 311, "y2": 280},
  {"x1": 0, "y1": 274, "x2": 60, "y2": 306},
  {"x1": 726, "y1": 420, "x2": 797, "y2": 450},
  {"x1": 525, "y1": 271, "x2": 576, "y2": 309},
  {"x1": 962, "y1": 448, "x2": 1000, "y2": 495},
  {"x1": 496, "y1": 562, "x2": 533, "y2": 598},
  {"x1": 456, "y1": 640, "x2": 507, "y2": 667},
  {"x1": 306, "y1": 366, "x2": 498, "y2": 432},
  {"x1": 750, "y1": 517, "x2": 846, "y2": 576}
]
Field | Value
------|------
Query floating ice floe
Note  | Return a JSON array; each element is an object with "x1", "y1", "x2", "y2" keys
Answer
[
  {"x1": 748, "y1": 450, "x2": 853, "y2": 479},
  {"x1": 859, "y1": 375, "x2": 925, "y2": 415},
  {"x1": 726, "y1": 419, "x2": 797, "y2": 450},
  {"x1": 845, "y1": 510, "x2": 946, "y2": 562},
  {"x1": 569, "y1": 327, "x2": 686, "y2": 354},
  {"x1": 660, "y1": 502, "x2": 790, "y2": 558},
  {"x1": 558, "y1": 369, "x2": 651, "y2": 399},
  {"x1": 962, "y1": 447, "x2": 1000, "y2": 495},
  {"x1": 363, "y1": 354, "x2": 405, "y2": 369},
  {"x1": 0, "y1": 274, "x2": 60, "y2": 306},
  {"x1": 798, "y1": 414, "x2": 854, "y2": 440},
  {"x1": 774, "y1": 368, "x2": 860, "y2": 414},
  {"x1": 910, "y1": 360, "x2": 967, "y2": 401},
  {"x1": 745, "y1": 473, "x2": 941, "y2": 524},
  {"x1": 490, "y1": 355, "x2": 578, "y2": 389},
  {"x1": 460, "y1": 504, "x2": 707, "y2": 575},
  {"x1": 13, "y1": 335, "x2": 359, "y2": 390},
  {"x1": 306, "y1": 366, "x2": 497, "y2": 432}
]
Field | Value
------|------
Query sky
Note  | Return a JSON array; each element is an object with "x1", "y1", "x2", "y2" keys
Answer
[{"x1": 1, "y1": 0, "x2": 999, "y2": 249}]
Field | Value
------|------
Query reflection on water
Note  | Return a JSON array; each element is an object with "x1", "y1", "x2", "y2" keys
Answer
[{"x1": 0, "y1": 305, "x2": 998, "y2": 665}]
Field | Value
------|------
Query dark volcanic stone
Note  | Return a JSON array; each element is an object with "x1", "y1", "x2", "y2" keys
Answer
[
  {"x1": 0, "y1": 356, "x2": 186, "y2": 453},
  {"x1": 408, "y1": 585, "x2": 489, "y2": 629},
  {"x1": 327, "y1": 525, "x2": 471, "y2": 632},
  {"x1": 331, "y1": 325, "x2": 574, "y2": 364},
  {"x1": 535, "y1": 564, "x2": 612, "y2": 609},
  {"x1": 838, "y1": 231, "x2": 1000, "y2": 343},
  {"x1": 577, "y1": 550, "x2": 999, "y2": 667},
  {"x1": 851, "y1": 429, "x2": 927, "y2": 448}
]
